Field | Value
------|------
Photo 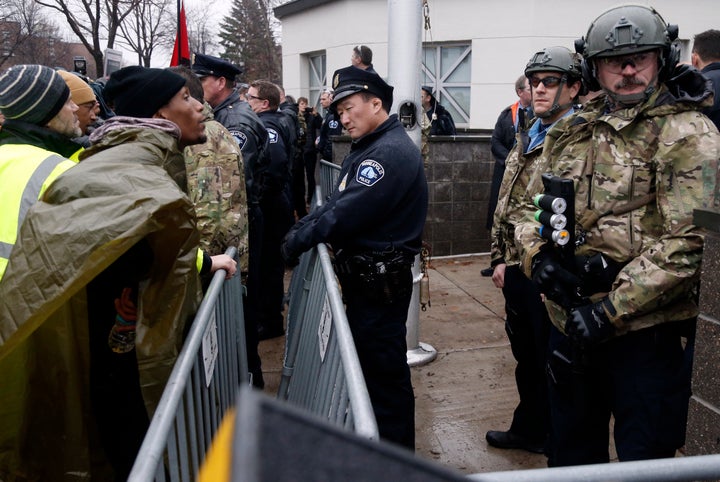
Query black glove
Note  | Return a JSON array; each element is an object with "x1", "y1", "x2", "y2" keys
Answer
[
  {"x1": 575, "y1": 252, "x2": 624, "y2": 296},
  {"x1": 567, "y1": 298, "x2": 615, "y2": 344},
  {"x1": 280, "y1": 237, "x2": 300, "y2": 268},
  {"x1": 531, "y1": 251, "x2": 582, "y2": 307}
]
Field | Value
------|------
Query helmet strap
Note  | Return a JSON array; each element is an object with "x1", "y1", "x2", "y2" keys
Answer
[{"x1": 535, "y1": 74, "x2": 572, "y2": 119}]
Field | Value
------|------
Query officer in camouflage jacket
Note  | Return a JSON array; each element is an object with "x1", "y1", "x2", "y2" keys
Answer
[
  {"x1": 514, "y1": 5, "x2": 720, "y2": 466},
  {"x1": 185, "y1": 102, "x2": 249, "y2": 272},
  {"x1": 486, "y1": 46, "x2": 584, "y2": 455}
]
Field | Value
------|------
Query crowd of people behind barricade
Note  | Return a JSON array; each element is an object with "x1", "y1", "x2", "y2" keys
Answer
[{"x1": 1, "y1": 3, "x2": 720, "y2": 480}]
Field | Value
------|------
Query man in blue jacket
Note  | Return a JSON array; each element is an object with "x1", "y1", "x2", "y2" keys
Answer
[{"x1": 282, "y1": 66, "x2": 428, "y2": 451}]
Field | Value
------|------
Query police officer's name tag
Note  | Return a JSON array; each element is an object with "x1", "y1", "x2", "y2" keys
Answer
[{"x1": 356, "y1": 160, "x2": 384, "y2": 186}]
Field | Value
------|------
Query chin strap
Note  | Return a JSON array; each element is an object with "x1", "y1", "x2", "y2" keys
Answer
[{"x1": 535, "y1": 74, "x2": 574, "y2": 119}]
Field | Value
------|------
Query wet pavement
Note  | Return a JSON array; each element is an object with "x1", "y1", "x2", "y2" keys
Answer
[{"x1": 259, "y1": 253, "x2": 547, "y2": 476}]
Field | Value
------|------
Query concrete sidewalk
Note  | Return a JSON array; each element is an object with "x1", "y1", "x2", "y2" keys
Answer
[
  {"x1": 412, "y1": 254, "x2": 546, "y2": 475},
  {"x1": 259, "y1": 253, "x2": 547, "y2": 476}
]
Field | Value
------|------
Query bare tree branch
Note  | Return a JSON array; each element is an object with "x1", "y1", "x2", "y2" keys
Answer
[
  {"x1": 36, "y1": 0, "x2": 141, "y2": 77},
  {"x1": 116, "y1": 0, "x2": 174, "y2": 66}
]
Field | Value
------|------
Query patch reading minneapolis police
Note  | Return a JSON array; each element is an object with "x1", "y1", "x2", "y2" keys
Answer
[
  {"x1": 267, "y1": 128, "x2": 279, "y2": 143},
  {"x1": 230, "y1": 130, "x2": 247, "y2": 150},
  {"x1": 356, "y1": 160, "x2": 384, "y2": 187}
]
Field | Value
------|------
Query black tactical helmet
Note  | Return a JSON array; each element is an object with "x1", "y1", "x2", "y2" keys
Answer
[
  {"x1": 525, "y1": 46, "x2": 583, "y2": 80},
  {"x1": 575, "y1": 4, "x2": 679, "y2": 91}
]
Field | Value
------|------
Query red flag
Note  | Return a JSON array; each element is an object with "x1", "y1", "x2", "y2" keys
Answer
[{"x1": 170, "y1": 0, "x2": 190, "y2": 66}]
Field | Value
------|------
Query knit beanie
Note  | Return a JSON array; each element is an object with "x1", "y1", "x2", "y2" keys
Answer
[
  {"x1": 103, "y1": 65, "x2": 186, "y2": 118},
  {"x1": 57, "y1": 70, "x2": 96, "y2": 105},
  {"x1": 0, "y1": 64, "x2": 70, "y2": 126}
]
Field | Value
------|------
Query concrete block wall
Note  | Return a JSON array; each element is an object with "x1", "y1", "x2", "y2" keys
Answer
[
  {"x1": 686, "y1": 209, "x2": 720, "y2": 456},
  {"x1": 333, "y1": 134, "x2": 494, "y2": 257}
]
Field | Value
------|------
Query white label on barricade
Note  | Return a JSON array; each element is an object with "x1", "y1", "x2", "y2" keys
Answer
[
  {"x1": 318, "y1": 295, "x2": 332, "y2": 362},
  {"x1": 202, "y1": 313, "x2": 219, "y2": 387}
]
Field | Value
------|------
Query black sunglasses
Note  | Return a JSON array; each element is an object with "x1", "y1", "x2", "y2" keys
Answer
[{"x1": 529, "y1": 76, "x2": 564, "y2": 88}]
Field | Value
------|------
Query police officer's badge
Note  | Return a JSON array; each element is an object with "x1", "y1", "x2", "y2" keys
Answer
[
  {"x1": 356, "y1": 159, "x2": 384, "y2": 186},
  {"x1": 338, "y1": 173, "x2": 348, "y2": 192},
  {"x1": 230, "y1": 130, "x2": 247, "y2": 150},
  {"x1": 267, "y1": 128, "x2": 279, "y2": 143}
]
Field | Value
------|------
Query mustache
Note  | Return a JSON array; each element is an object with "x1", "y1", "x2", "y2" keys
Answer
[{"x1": 614, "y1": 77, "x2": 646, "y2": 89}]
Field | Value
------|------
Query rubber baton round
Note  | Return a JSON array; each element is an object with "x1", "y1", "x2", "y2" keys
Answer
[
  {"x1": 535, "y1": 210, "x2": 567, "y2": 230},
  {"x1": 538, "y1": 225, "x2": 570, "y2": 246},
  {"x1": 533, "y1": 193, "x2": 567, "y2": 214}
]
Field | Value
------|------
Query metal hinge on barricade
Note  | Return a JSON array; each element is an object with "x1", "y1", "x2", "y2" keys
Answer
[{"x1": 420, "y1": 243, "x2": 431, "y2": 311}]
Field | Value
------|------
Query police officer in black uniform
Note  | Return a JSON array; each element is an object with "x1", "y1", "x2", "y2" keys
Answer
[
  {"x1": 281, "y1": 66, "x2": 428, "y2": 450},
  {"x1": 317, "y1": 89, "x2": 343, "y2": 164},
  {"x1": 192, "y1": 52, "x2": 269, "y2": 388},
  {"x1": 247, "y1": 80, "x2": 295, "y2": 341}
]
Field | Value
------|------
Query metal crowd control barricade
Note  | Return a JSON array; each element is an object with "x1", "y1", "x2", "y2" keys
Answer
[
  {"x1": 468, "y1": 453, "x2": 720, "y2": 481},
  {"x1": 278, "y1": 159, "x2": 378, "y2": 440},
  {"x1": 278, "y1": 238, "x2": 378, "y2": 440},
  {"x1": 128, "y1": 247, "x2": 248, "y2": 482},
  {"x1": 318, "y1": 158, "x2": 341, "y2": 200}
]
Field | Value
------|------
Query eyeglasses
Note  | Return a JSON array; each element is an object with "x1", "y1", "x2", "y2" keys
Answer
[
  {"x1": 246, "y1": 93, "x2": 265, "y2": 101},
  {"x1": 599, "y1": 52, "x2": 656, "y2": 74},
  {"x1": 528, "y1": 76, "x2": 564, "y2": 88}
]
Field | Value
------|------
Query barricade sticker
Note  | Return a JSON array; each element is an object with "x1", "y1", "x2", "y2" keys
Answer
[
  {"x1": 318, "y1": 295, "x2": 332, "y2": 362},
  {"x1": 202, "y1": 313, "x2": 219, "y2": 387}
]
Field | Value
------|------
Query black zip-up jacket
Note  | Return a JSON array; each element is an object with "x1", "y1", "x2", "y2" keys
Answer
[{"x1": 283, "y1": 114, "x2": 428, "y2": 258}]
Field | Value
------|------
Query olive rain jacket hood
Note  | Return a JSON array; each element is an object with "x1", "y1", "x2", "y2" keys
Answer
[{"x1": 0, "y1": 116, "x2": 201, "y2": 480}]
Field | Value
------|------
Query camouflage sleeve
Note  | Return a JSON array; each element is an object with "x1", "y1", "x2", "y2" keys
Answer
[
  {"x1": 490, "y1": 144, "x2": 520, "y2": 266},
  {"x1": 607, "y1": 116, "x2": 720, "y2": 325},
  {"x1": 185, "y1": 122, "x2": 250, "y2": 271},
  {"x1": 514, "y1": 154, "x2": 552, "y2": 277}
]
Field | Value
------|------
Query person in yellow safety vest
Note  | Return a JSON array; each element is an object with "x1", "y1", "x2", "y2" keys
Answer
[{"x1": 0, "y1": 64, "x2": 84, "y2": 280}]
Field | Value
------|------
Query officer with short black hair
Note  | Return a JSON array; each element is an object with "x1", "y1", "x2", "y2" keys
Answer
[{"x1": 281, "y1": 66, "x2": 428, "y2": 450}]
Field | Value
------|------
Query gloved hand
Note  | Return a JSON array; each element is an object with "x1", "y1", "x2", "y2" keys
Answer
[
  {"x1": 567, "y1": 298, "x2": 616, "y2": 344},
  {"x1": 575, "y1": 252, "x2": 624, "y2": 296},
  {"x1": 280, "y1": 238, "x2": 300, "y2": 268},
  {"x1": 531, "y1": 250, "x2": 582, "y2": 307}
]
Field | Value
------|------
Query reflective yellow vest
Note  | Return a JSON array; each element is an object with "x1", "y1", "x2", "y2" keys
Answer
[{"x1": 0, "y1": 144, "x2": 76, "y2": 280}]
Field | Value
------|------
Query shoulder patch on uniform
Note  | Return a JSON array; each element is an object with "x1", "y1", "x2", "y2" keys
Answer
[
  {"x1": 230, "y1": 130, "x2": 247, "y2": 149},
  {"x1": 329, "y1": 120, "x2": 339, "y2": 129},
  {"x1": 267, "y1": 128, "x2": 279, "y2": 143},
  {"x1": 356, "y1": 159, "x2": 384, "y2": 187}
]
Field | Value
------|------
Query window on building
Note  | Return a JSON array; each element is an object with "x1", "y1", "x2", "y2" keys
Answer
[
  {"x1": 422, "y1": 43, "x2": 471, "y2": 126},
  {"x1": 307, "y1": 52, "x2": 326, "y2": 111}
]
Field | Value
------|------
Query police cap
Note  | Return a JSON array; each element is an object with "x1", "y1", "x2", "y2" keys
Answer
[
  {"x1": 330, "y1": 66, "x2": 393, "y2": 109},
  {"x1": 191, "y1": 53, "x2": 242, "y2": 80}
]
